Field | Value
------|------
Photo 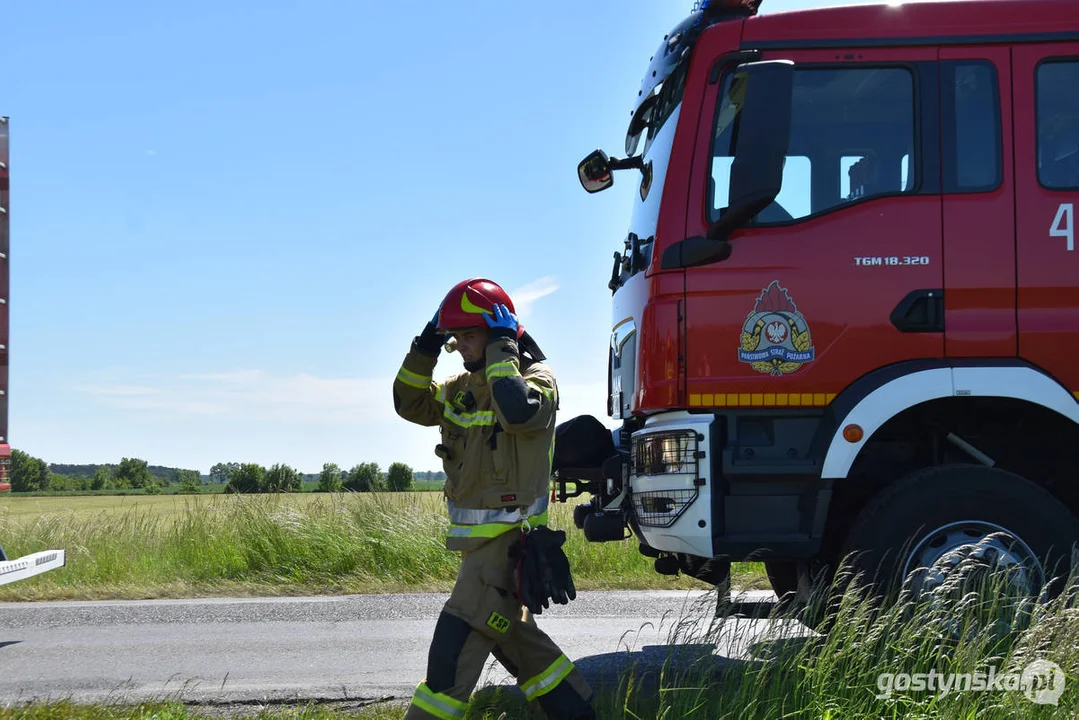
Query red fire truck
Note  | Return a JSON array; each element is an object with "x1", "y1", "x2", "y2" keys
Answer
[
  {"x1": 555, "y1": 0, "x2": 1079, "y2": 615},
  {"x1": 0, "y1": 117, "x2": 66, "y2": 585}
]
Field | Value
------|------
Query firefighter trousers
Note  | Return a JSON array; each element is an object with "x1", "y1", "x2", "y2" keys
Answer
[{"x1": 403, "y1": 529, "x2": 595, "y2": 720}]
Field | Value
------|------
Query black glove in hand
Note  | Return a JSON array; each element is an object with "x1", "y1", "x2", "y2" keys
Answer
[
  {"x1": 542, "y1": 529, "x2": 576, "y2": 605},
  {"x1": 511, "y1": 526, "x2": 577, "y2": 615},
  {"x1": 523, "y1": 538, "x2": 546, "y2": 613},
  {"x1": 415, "y1": 308, "x2": 446, "y2": 357},
  {"x1": 537, "y1": 527, "x2": 576, "y2": 606}
]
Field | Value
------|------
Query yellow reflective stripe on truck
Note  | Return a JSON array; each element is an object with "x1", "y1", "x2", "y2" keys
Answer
[{"x1": 688, "y1": 392, "x2": 837, "y2": 408}]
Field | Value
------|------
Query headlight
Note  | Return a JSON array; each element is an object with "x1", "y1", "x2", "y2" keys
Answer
[{"x1": 632, "y1": 430, "x2": 700, "y2": 476}]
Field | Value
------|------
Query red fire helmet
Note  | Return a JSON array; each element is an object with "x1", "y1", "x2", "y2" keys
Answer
[{"x1": 437, "y1": 278, "x2": 524, "y2": 339}]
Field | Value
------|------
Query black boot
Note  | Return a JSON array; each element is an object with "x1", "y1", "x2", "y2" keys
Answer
[{"x1": 536, "y1": 682, "x2": 596, "y2": 719}]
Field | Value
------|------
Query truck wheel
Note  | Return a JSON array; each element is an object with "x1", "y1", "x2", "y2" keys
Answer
[{"x1": 837, "y1": 464, "x2": 1078, "y2": 610}]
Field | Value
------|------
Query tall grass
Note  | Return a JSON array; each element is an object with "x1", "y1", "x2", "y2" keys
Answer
[
  {"x1": 0, "y1": 493, "x2": 758, "y2": 600},
  {"x1": 578, "y1": 555, "x2": 1079, "y2": 719}
]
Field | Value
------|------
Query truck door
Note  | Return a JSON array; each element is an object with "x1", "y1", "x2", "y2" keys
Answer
[
  {"x1": 683, "y1": 48, "x2": 944, "y2": 407},
  {"x1": 938, "y1": 48, "x2": 1016, "y2": 358},
  {"x1": 1013, "y1": 44, "x2": 1079, "y2": 393}
]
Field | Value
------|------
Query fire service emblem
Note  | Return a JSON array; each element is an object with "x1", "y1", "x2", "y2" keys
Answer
[{"x1": 738, "y1": 281, "x2": 815, "y2": 376}]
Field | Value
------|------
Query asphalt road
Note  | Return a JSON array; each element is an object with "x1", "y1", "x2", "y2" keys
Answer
[{"x1": 0, "y1": 589, "x2": 802, "y2": 710}]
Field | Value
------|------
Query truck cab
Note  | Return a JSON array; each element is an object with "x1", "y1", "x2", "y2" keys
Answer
[{"x1": 558, "y1": 0, "x2": 1079, "y2": 614}]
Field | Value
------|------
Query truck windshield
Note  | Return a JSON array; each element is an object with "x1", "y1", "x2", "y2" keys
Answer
[{"x1": 710, "y1": 66, "x2": 917, "y2": 224}]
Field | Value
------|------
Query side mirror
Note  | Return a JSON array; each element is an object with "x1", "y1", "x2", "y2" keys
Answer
[
  {"x1": 714, "y1": 59, "x2": 794, "y2": 236},
  {"x1": 578, "y1": 150, "x2": 615, "y2": 194},
  {"x1": 660, "y1": 59, "x2": 794, "y2": 270}
]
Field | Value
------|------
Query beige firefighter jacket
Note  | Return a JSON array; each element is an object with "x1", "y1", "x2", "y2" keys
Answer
[{"x1": 393, "y1": 332, "x2": 558, "y2": 552}]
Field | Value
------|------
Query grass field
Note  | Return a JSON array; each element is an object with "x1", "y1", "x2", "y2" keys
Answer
[{"x1": 0, "y1": 491, "x2": 768, "y2": 601}]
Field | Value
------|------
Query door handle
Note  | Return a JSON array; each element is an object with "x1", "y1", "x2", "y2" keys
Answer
[{"x1": 890, "y1": 289, "x2": 945, "y2": 333}]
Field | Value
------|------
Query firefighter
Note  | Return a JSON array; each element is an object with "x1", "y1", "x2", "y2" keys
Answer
[{"x1": 393, "y1": 278, "x2": 596, "y2": 720}]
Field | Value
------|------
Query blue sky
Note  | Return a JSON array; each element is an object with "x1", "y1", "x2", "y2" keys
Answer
[{"x1": 4, "y1": 0, "x2": 879, "y2": 475}]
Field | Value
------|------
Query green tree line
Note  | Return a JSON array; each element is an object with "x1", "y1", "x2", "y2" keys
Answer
[
  {"x1": 217, "y1": 461, "x2": 416, "y2": 494},
  {"x1": 208, "y1": 462, "x2": 445, "y2": 487},
  {"x1": 10, "y1": 450, "x2": 198, "y2": 494},
  {"x1": 7, "y1": 449, "x2": 444, "y2": 495}
]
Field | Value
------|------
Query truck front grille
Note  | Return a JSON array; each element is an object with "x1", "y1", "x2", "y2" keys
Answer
[{"x1": 632, "y1": 488, "x2": 699, "y2": 528}]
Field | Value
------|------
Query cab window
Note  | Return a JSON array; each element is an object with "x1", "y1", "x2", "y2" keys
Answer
[
  {"x1": 942, "y1": 60, "x2": 1001, "y2": 193},
  {"x1": 1037, "y1": 59, "x2": 1079, "y2": 190},
  {"x1": 709, "y1": 66, "x2": 916, "y2": 225}
]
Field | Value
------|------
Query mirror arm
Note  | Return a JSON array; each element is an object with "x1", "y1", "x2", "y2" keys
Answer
[{"x1": 608, "y1": 156, "x2": 645, "y2": 171}]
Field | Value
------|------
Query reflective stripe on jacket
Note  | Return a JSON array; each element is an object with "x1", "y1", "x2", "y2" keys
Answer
[{"x1": 447, "y1": 495, "x2": 550, "y2": 540}]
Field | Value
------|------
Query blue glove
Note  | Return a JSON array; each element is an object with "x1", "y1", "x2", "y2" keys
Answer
[{"x1": 484, "y1": 303, "x2": 518, "y2": 339}]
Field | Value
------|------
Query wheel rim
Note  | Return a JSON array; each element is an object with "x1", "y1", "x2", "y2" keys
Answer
[{"x1": 901, "y1": 520, "x2": 1045, "y2": 601}]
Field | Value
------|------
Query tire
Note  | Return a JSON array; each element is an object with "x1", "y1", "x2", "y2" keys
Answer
[{"x1": 837, "y1": 463, "x2": 1079, "y2": 607}]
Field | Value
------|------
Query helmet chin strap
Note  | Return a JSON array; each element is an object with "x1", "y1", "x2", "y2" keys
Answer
[{"x1": 463, "y1": 359, "x2": 485, "y2": 372}]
